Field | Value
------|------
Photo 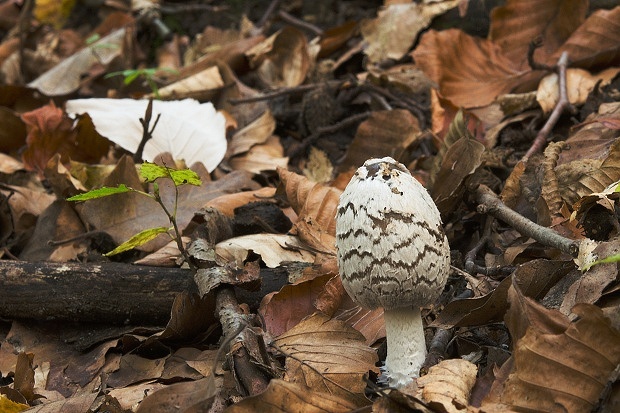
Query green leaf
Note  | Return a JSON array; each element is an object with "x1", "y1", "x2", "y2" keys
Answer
[
  {"x1": 139, "y1": 163, "x2": 201, "y2": 186},
  {"x1": 124, "y1": 71, "x2": 141, "y2": 85},
  {"x1": 582, "y1": 252, "x2": 620, "y2": 271},
  {"x1": 104, "y1": 226, "x2": 171, "y2": 256},
  {"x1": 139, "y1": 163, "x2": 169, "y2": 181},
  {"x1": 169, "y1": 169, "x2": 201, "y2": 186},
  {"x1": 67, "y1": 184, "x2": 131, "y2": 201}
]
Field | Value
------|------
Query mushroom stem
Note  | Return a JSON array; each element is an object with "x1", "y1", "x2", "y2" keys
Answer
[{"x1": 383, "y1": 306, "x2": 426, "y2": 388}]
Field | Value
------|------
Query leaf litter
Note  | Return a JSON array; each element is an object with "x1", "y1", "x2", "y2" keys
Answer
[{"x1": 0, "y1": 0, "x2": 619, "y2": 412}]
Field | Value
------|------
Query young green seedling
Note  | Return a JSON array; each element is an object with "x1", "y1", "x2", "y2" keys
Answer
[{"x1": 68, "y1": 162, "x2": 200, "y2": 263}]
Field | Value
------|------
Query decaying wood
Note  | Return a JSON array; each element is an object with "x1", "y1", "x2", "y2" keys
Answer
[{"x1": 0, "y1": 260, "x2": 194, "y2": 325}]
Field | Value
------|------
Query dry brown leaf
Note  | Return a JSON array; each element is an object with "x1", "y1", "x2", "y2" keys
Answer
[
  {"x1": 553, "y1": 6, "x2": 620, "y2": 69},
  {"x1": 246, "y1": 27, "x2": 311, "y2": 88},
  {"x1": 413, "y1": 29, "x2": 534, "y2": 108},
  {"x1": 228, "y1": 110, "x2": 276, "y2": 157},
  {"x1": 28, "y1": 28, "x2": 128, "y2": 96},
  {"x1": 204, "y1": 187, "x2": 277, "y2": 217},
  {"x1": 275, "y1": 313, "x2": 378, "y2": 406},
  {"x1": 215, "y1": 233, "x2": 315, "y2": 268},
  {"x1": 21, "y1": 103, "x2": 110, "y2": 175},
  {"x1": 556, "y1": 131, "x2": 620, "y2": 207},
  {"x1": 259, "y1": 274, "x2": 333, "y2": 339},
  {"x1": 536, "y1": 67, "x2": 620, "y2": 113},
  {"x1": 560, "y1": 239, "x2": 620, "y2": 314},
  {"x1": 134, "y1": 377, "x2": 217, "y2": 413},
  {"x1": 434, "y1": 259, "x2": 574, "y2": 328},
  {"x1": 0, "y1": 106, "x2": 25, "y2": 153},
  {"x1": 412, "y1": 1, "x2": 620, "y2": 109},
  {"x1": 226, "y1": 379, "x2": 357, "y2": 413},
  {"x1": 229, "y1": 135, "x2": 289, "y2": 174},
  {"x1": 485, "y1": 284, "x2": 620, "y2": 413},
  {"x1": 361, "y1": 1, "x2": 459, "y2": 63},
  {"x1": 277, "y1": 167, "x2": 341, "y2": 246},
  {"x1": 156, "y1": 65, "x2": 224, "y2": 101},
  {"x1": 338, "y1": 109, "x2": 422, "y2": 172},
  {"x1": 432, "y1": 135, "x2": 485, "y2": 216},
  {"x1": 489, "y1": 0, "x2": 587, "y2": 68},
  {"x1": 318, "y1": 20, "x2": 358, "y2": 58},
  {"x1": 415, "y1": 359, "x2": 478, "y2": 413}
]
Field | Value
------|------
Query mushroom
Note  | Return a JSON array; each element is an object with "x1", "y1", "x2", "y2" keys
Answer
[{"x1": 335, "y1": 157, "x2": 450, "y2": 388}]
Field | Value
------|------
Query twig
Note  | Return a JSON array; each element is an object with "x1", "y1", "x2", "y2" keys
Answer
[
  {"x1": 18, "y1": 0, "x2": 34, "y2": 79},
  {"x1": 522, "y1": 52, "x2": 575, "y2": 162},
  {"x1": 464, "y1": 217, "x2": 510, "y2": 277},
  {"x1": 277, "y1": 10, "x2": 323, "y2": 36},
  {"x1": 289, "y1": 111, "x2": 371, "y2": 159},
  {"x1": 257, "y1": 0, "x2": 281, "y2": 30},
  {"x1": 527, "y1": 37, "x2": 554, "y2": 71},
  {"x1": 135, "y1": 98, "x2": 160, "y2": 162},
  {"x1": 420, "y1": 328, "x2": 453, "y2": 375},
  {"x1": 228, "y1": 82, "x2": 340, "y2": 105},
  {"x1": 473, "y1": 184, "x2": 580, "y2": 257},
  {"x1": 215, "y1": 286, "x2": 272, "y2": 396},
  {"x1": 359, "y1": 83, "x2": 427, "y2": 128}
]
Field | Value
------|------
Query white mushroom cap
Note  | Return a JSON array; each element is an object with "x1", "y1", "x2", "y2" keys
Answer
[{"x1": 336, "y1": 157, "x2": 450, "y2": 311}]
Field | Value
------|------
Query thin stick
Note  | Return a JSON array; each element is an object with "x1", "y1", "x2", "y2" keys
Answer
[
  {"x1": 229, "y1": 82, "x2": 340, "y2": 105},
  {"x1": 277, "y1": 10, "x2": 323, "y2": 36},
  {"x1": 474, "y1": 184, "x2": 580, "y2": 257},
  {"x1": 289, "y1": 111, "x2": 371, "y2": 158},
  {"x1": 522, "y1": 52, "x2": 575, "y2": 162}
]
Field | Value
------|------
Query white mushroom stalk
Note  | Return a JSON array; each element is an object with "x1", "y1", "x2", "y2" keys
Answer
[{"x1": 336, "y1": 157, "x2": 450, "y2": 388}]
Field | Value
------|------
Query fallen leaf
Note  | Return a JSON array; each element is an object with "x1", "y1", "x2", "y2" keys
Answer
[
  {"x1": 415, "y1": 359, "x2": 478, "y2": 413},
  {"x1": 134, "y1": 377, "x2": 217, "y2": 413},
  {"x1": 28, "y1": 28, "x2": 129, "y2": 96},
  {"x1": 275, "y1": 313, "x2": 378, "y2": 406},
  {"x1": 246, "y1": 27, "x2": 311, "y2": 88},
  {"x1": 21, "y1": 103, "x2": 110, "y2": 174},
  {"x1": 413, "y1": 28, "x2": 535, "y2": 108},
  {"x1": 361, "y1": 1, "x2": 459, "y2": 63},
  {"x1": 277, "y1": 167, "x2": 341, "y2": 250},
  {"x1": 339, "y1": 109, "x2": 422, "y2": 172},
  {"x1": 156, "y1": 65, "x2": 224, "y2": 101},
  {"x1": 226, "y1": 379, "x2": 357, "y2": 413},
  {"x1": 536, "y1": 67, "x2": 620, "y2": 113},
  {"x1": 434, "y1": 259, "x2": 574, "y2": 328},
  {"x1": 260, "y1": 273, "x2": 333, "y2": 339},
  {"x1": 215, "y1": 233, "x2": 315, "y2": 268},
  {"x1": 65, "y1": 98, "x2": 227, "y2": 172},
  {"x1": 484, "y1": 283, "x2": 620, "y2": 413},
  {"x1": 228, "y1": 110, "x2": 276, "y2": 157}
]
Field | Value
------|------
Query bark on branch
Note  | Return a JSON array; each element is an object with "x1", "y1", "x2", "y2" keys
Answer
[{"x1": 0, "y1": 260, "x2": 193, "y2": 325}]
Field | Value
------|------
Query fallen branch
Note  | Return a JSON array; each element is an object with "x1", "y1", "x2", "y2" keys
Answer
[
  {"x1": 0, "y1": 260, "x2": 287, "y2": 325},
  {"x1": 473, "y1": 185, "x2": 580, "y2": 257},
  {"x1": 0, "y1": 260, "x2": 193, "y2": 325},
  {"x1": 522, "y1": 52, "x2": 576, "y2": 162}
]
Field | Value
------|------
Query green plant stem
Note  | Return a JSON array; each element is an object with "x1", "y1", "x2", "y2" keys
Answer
[{"x1": 154, "y1": 189, "x2": 195, "y2": 271}]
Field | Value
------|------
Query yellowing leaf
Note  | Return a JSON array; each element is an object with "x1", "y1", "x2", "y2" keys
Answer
[
  {"x1": 104, "y1": 226, "x2": 171, "y2": 256},
  {"x1": 139, "y1": 163, "x2": 202, "y2": 186},
  {"x1": 34, "y1": 0, "x2": 76, "y2": 29},
  {"x1": 0, "y1": 394, "x2": 29, "y2": 413}
]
